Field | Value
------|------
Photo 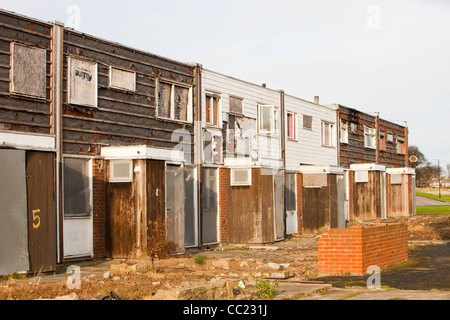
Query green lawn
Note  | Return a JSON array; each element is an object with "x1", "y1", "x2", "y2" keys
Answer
[
  {"x1": 416, "y1": 206, "x2": 450, "y2": 214},
  {"x1": 416, "y1": 192, "x2": 450, "y2": 203}
]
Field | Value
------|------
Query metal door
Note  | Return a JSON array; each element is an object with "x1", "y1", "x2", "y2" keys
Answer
[
  {"x1": 274, "y1": 171, "x2": 285, "y2": 240},
  {"x1": 166, "y1": 165, "x2": 185, "y2": 249},
  {"x1": 184, "y1": 167, "x2": 198, "y2": 247},
  {"x1": 26, "y1": 151, "x2": 56, "y2": 274},
  {"x1": 0, "y1": 149, "x2": 29, "y2": 275},
  {"x1": 201, "y1": 167, "x2": 218, "y2": 244},
  {"x1": 285, "y1": 173, "x2": 297, "y2": 235},
  {"x1": 63, "y1": 158, "x2": 93, "y2": 259}
]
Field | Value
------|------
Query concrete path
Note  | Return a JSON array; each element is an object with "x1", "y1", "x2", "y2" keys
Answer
[
  {"x1": 305, "y1": 288, "x2": 450, "y2": 300},
  {"x1": 416, "y1": 196, "x2": 450, "y2": 207}
]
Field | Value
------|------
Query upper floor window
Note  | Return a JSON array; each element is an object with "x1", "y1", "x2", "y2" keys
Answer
[
  {"x1": 303, "y1": 115, "x2": 313, "y2": 130},
  {"x1": 340, "y1": 120, "x2": 348, "y2": 144},
  {"x1": 258, "y1": 105, "x2": 278, "y2": 134},
  {"x1": 397, "y1": 137, "x2": 405, "y2": 154},
  {"x1": 157, "y1": 80, "x2": 192, "y2": 123},
  {"x1": 287, "y1": 112, "x2": 297, "y2": 140},
  {"x1": 229, "y1": 96, "x2": 244, "y2": 115},
  {"x1": 364, "y1": 126, "x2": 376, "y2": 149},
  {"x1": 321, "y1": 121, "x2": 335, "y2": 147},
  {"x1": 205, "y1": 94, "x2": 220, "y2": 127}
]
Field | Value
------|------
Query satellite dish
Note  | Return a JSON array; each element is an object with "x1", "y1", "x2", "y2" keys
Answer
[{"x1": 409, "y1": 155, "x2": 418, "y2": 163}]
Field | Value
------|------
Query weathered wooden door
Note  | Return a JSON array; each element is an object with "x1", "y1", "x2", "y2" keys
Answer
[
  {"x1": 302, "y1": 186, "x2": 329, "y2": 234},
  {"x1": 26, "y1": 151, "x2": 56, "y2": 274},
  {"x1": 107, "y1": 182, "x2": 136, "y2": 258}
]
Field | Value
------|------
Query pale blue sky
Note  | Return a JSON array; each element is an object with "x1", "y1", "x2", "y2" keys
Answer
[{"x1": 2, "y1": 0, "x2": 450, "y2": 168}]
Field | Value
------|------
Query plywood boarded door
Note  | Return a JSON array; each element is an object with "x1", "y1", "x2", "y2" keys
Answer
[{"x1": 26, "y1": 151, "x2": 56, "y2": 274}]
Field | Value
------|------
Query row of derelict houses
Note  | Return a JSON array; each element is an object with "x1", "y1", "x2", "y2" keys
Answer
[{"x1": 0, "y1": 9, "x2": 416, "y2": 275}]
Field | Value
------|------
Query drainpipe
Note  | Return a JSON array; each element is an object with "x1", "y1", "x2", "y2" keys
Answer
[
  {"x1": 193, "y1": 63, "x2": 203, "y2": 248},
  {"x1": 280, "y1": 90, "x2": 286, "y2": 238},
  {"x1": 51, "y1": 21, "x2": 64, "y2": 263}
]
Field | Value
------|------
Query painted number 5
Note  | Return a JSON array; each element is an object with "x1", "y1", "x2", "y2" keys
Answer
[{"x1": 32, "y1": 209, "x2": 41, "y2": 229}]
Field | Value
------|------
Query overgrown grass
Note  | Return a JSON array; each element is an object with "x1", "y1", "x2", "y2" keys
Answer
[
  {"x1": 416, "y1": 192, "x2": 450, "y2": 203},
  {"x1": 416, "y1": 206, "x2": 450, "y2": 214}
]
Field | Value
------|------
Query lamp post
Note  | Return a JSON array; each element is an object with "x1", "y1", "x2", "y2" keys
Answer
[{"x1": 435, "y1": 158, "x2": 441, "y2": 198}]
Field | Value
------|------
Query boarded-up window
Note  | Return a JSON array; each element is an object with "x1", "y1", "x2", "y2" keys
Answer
[
  {"x1": 157, "y1": 80, "x2": 191, "y2": 122},
  {"x1": 340, "y1": 120, "x2": 348, "y2": 144},
  {"x1": 303, "y1": 115, "x2": 313, "y2": 130},
  {"x1": 63, "y1": 158, "x2": 91, "y2": 217},
  {"x1": 390, "y1": 174, "x2": 402, "y2": 185},
  {"x1": 355, "y1": 171, "x2": 369, "y2": 183},
  {"x1": 11, "y1": 43, "x2": 46, "y2": 99},
  {"x1": 286, "y1": 173, "x2": 296, "y2": 211},
  {"x1": 229, "y1": 96, "x2": 243, "y2": 114},
  {"x1": 158, "y1": 82, "x2": 172, "y2": 118},
  {"x1": 68, "y1": 57, "x2": 98, "y2": 108},
  {"x1": 231, "y1": 168, "x2": 251, "y2": 186},
  {"x1": 109, "y1": 67, "x2": 136, "y2": 92}
]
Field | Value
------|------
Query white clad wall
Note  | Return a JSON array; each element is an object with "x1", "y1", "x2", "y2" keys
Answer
[
  {"x1": 201, "y1": 69, "x2": 283, "y2": 167},
  {"x1": 284, "y1": 94, "x2": 338, "y2": 170}
]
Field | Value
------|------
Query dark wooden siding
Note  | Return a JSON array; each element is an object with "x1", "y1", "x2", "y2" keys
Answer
[
  {"x1": 339, "y1": 106, "x2": 377, "y2": 168},
  {"x1": 0, "y1": 11, "x2": 53, "y2": 135},
  {"x1": 61, "y1": 29, "x2": 195, "y2": 160},
  {"x1": 146, "y1": 160, "x2": 166, "y2": 226},
  {"x1": 378, "y1": 119, "x2": 407, "y2": 168}
]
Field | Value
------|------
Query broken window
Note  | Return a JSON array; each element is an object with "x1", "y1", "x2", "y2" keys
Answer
[
  {"x1": 157, "y1": 80, "x2": 192, "y2": 122},
  {"x1": 340, "y1": 120, "x2": 348, "y2": 144},
  {"x1": 11, "y1": 43, "x2": 47, "y2": 99},
  {"x1": 68, "y1": 57, "x2": 98, "y2": 108},
  {"x1": 229, "y1": 96, "x2": 243, "y2": 114},
  {"x1": 63, "y1": 158, "x2": 91, "y2": 217},
  {"x1": 205, "y1": 94, "x2": 220, "y2": 126}
]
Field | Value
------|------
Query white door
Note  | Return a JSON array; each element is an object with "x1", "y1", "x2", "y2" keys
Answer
[
  {"x1": 286, "y1": 173, "x2": 298, "y2": 235},
  {"x1": 63, "y1": 158, "x2": 93, "y2": 259}
]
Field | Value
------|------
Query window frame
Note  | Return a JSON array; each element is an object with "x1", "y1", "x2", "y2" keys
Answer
[
  {"x1": 340, "y1": 120, "x2": 349, "y2": 144},
  {"x1": 364, "y1": 126, "x2": 376, "y2": 149},
  {"x1": 258, "y1": 105, "x2": 278, "y2": 134},
  {"x1": 205, "y1": 93, "x2": 221, "y2": 127},
  {"x1": 287, "y1": 111, "x2": 298, "y2": 141},
  {"x1": 230, "y1": 167, "x2": 252, "y2": 187},
  {"x1": 321, "y1": 121, "x2": 335, "y2": 148},
  {"x1": 156, "y1": 78, "x2": 193, "y2": 123}
]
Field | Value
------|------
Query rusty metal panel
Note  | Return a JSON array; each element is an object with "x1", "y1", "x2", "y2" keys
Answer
[
  {"x1": 11, "y1": 43, "x2": 47, "y2": 99},
  {"x1": 0, "y1": 149, "x2": 30, "y2": 275},
  {"x1": 26, "y1": 151, "x2": 56, "y2": 274},
  {"x1": 68, "y1": 56, "x2": 98, "y2": 108}
]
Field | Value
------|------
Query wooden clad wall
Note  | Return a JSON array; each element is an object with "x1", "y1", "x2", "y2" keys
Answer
[
  {"x1": 339, "y1": 106, "x2": 377, "y2": 168},
  {"x1": 378, "y1": 119, "x2": 407, "y2": 168},
  {"x1": 386, "y1": 174, "x2": 414, "y2": 218},
  {"x1": 61, "y1": 29, "x2": 195, "y2": 160},
  {"x1": 0, "y1": 11, "x2": 53, "y2": 135},
  {"x1": 226, "y1": 168, "x2": 275, "y2": 244}
]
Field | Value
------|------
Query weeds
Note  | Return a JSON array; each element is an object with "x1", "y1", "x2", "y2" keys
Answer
[
  {"x1": 194, "y1": 255, "x2": 207, "y2": 265},
  {"x1": 254, "y1": 277, "x2": 278, "y2": 300},
  {"x1": 146, "y1": 219, "x2": 178, "y2": 259}
]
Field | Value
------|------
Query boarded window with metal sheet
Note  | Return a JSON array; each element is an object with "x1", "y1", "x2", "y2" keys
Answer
[
  {"x1": 11, "y1": 43, "x2": 47, "y2": 99},
  {"x1": 109, "y1": 67, "x2": 136, "y2": 92},
  {"x1": 202, "y1": 168, "x2": 218, "y2": 244},
  {"x1": 303, "y1": 115, "x2": 313, "y2": 130},
  {"x1": 229, "y1": 96, "x2": 243, "y2": 114},
  {"x1": 184, "y1": 167, "x2": 197, "y2": 247},
  {"x1": 63, "y1": 158, "x2": 91, "y2": 217},
  {"x1": 68, "y1": 57, "x2": 98, "y2": 108},
  {"x1": 166, "y1": 165, "x2": 185, "y2": 249}
]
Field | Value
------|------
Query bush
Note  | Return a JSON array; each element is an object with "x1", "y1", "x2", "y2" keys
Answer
[{"x1": 146, "y1": 219, "x2": 178, "y2": 259}]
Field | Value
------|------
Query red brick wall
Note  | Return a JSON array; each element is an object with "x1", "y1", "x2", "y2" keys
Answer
[
  {"x1": 296, "y1": 173, "x2": 303, "y2": 234},
  {"x1": 92, "y1": 159, "x2": 106, "y2": 258},
  {"x1": 218, "y1": 167, "x2": 228, "y2": 244},
  {"x1": 318, "y1": 223, "x2": 408, "y2": 275}
]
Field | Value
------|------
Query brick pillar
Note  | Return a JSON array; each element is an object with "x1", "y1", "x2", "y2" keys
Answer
[
  {"x1": 92, "y1": 159, "x2": 106, "y2": 258},
  {"x1": 218, "y1": 167, "x2": 228, "y2": 244},
  {"x1": 296, "y1": 173, "x2": 303, "y2": 234}
]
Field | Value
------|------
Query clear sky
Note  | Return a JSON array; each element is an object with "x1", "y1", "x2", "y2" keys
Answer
[{"x1": 2, "y1": 0, "x2": 449, "y2": 169}]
